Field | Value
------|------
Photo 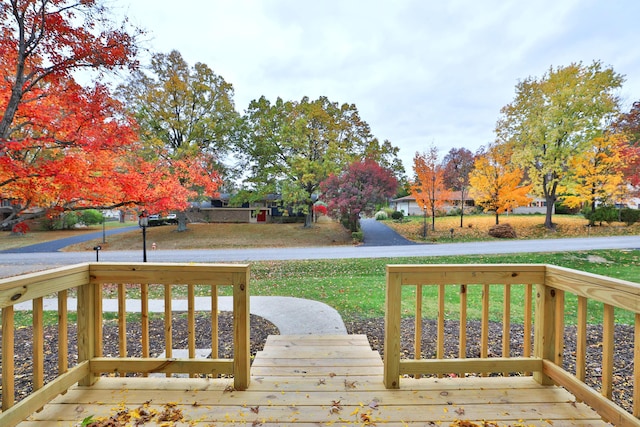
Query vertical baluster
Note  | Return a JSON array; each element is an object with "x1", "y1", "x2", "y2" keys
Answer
[
  {"x1": 602, "y1": 304, "x2": 614, "y2": 399},
  {"x1": 523, "y1": 283, "x2": 533, "y2": 376},
  {"x1": 188, "y1": 283, "x2": 196, "y2": 378},
  {"x1": 554, "y1": 289, "x2": 565, "y2": 366},
  {"x1": 2, "y1": 305, "x2": 15, "y2": 410},
  {"x1": 164, "y1": 283, "x2": 172, "y2": 378},
  {"x1": 480, "y1": 284, "x2": 490, "y2": 377},
  {"x1": 576, "y1": 296, "x2": 587, "y2": 382},
  {"x1": 437, "y1": 284, "x2": 445, "y2": 378},
  {"x1": 523, "y1": 284, "x2": 532, "y2": 357},
  {"x1": 211, "y1": 284, "x2": 218, "y2": 360},
  {"x1": 414, "y1": 284, "x2": 422, "y2": 379},
  {"x1": 633, "y1": 313, "x2": 639, "y2": 417},
  {"x1": 458, "y1": 284, "x2": 467, "y2": 378},
  {"x1": 118, "y1": 283, "x2": 127, "y2": 360},
  {"x1": 502, "y1": 284, "x2": 511, "y2": 377},
  {"x1": 437, "y1": 284, "x2": 445, "y2": 359},
  {"x1": 94, "y1": 283, "x2": 103, "y2": 357},
  {"x1": 141, "y1": 283, "x2": 149, "y2": 377},
  {"x1": 58, "y1": 289, "x2": 68, "y2": 374},
  {"x1": 33, "y1": 297, "x2": 44, "y2": 390}
]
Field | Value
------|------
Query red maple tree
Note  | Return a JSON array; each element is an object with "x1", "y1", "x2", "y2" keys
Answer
[
  {"x1": 0, "y1": 1, "x2": 222, "y2": 226},
  {"x1": 320, "y1": 159, "x2": 397, "y2": 232}
]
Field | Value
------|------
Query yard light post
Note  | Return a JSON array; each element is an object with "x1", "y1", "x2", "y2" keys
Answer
[
  {"x1": 423, "y1": 208, "x2": 427, "y2": 239},
  {"x1": 138, "y1": 210, "x2": 149, "y2": 262}
]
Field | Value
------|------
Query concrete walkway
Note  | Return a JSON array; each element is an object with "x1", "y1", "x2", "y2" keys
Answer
[{"x1": 13, "y1": 296, "x2": 347, "y2": 335}]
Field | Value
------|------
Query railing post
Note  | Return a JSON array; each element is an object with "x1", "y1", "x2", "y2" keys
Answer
[
  {"x1": 77, "y1": 281, "x2": 98, "y2": 386},
  {"x1": 533, "y1": 282, "x2": 556, "y2": 385},
  {"x1": 233, "y1": 267, "x2": 251, "y2": 391},
  {"x1": 2, "y1": 305, "x2": 15, "y2": 410},
  {"x1": 384, "y1": 268, "x2": 402, "y2": 389}
]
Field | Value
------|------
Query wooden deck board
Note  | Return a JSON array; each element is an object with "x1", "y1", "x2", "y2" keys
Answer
[{"x1": 16, "y1": 335, "x2": 613, "y2": 427}]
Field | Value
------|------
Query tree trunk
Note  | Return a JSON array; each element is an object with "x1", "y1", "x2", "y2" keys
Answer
[
  {"x1": 304, "y1": 212, "x2": 313, "y2": 228},
  {"x1": 459, "y1": 189, "x2": 465, "y2": 228},
  {"x1": 544, "y1": 201, "x2": 555, "y2": 229},
  {"x1": 495, "y1": 212, "x2": 499, "y2": 225},
  {"x1": 177, "y1": 211, "x2": 188, "y2": 232},
  {"x1": 543, "y1": 174, "x2": 558, "y2": 229}
]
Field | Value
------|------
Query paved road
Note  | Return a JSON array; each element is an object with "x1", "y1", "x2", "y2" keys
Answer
[{"x1": 1, "y1": 233, "x2": 638, "y2": 278}]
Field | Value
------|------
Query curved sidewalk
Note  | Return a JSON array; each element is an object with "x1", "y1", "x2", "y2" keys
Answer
[{"x1": 13, "y1": 295, "x2": 347, "y2": 335}]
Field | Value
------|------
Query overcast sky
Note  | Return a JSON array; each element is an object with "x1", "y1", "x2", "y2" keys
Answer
[{"x1": 113, "y1": 0, "x2": 640, "y2": 171}]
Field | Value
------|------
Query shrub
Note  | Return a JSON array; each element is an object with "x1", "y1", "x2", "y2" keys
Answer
[
  {"x1": 351, "y1": 231, "x2": 364, "y2": 242},
  {"x1": 488, "y1": 223, "x2": 517, "y2": 238},
  {"x1": 374, "y1": 210, "x2": 388, "y2": 220},
  {"x1": 391, "y1": 211, "x2": 404, "y2": 221},
  {"x1": 80, "y1": 209, "x2": 104, "y2": 226},
  {"x1": 42, "y1": 212, "x2": 79, "y2": 230},
  {"x1": 620, "y1": 208, "x2": 640, "y2": 226},
  {"x1": 12, "y1": 222, "x2": 29, "y2": 235},
  {"x1": 583, "y1": 205, "x2": 618, "y2": 225}
]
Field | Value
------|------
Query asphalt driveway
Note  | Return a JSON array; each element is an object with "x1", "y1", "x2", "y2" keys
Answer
[
  {"x1": 1, "y1": 226, "x2": 138, "y2": 253},
  {"x1": 359, "y1": 218, "x2": 417, "y2": 246}
]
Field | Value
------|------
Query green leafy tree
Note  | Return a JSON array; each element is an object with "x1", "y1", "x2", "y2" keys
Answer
[
  {"x1": 237, "y1": 95, "x2": 402, "y2": 227},
  {"x1": 496, "y1": 61, "x2": 624, "y2": 229},
  {"x1": 80, "y1": 209, "x2": 104, "y2": 226},
  {"x1": 118, "y1": 50, "x2": 239, "y2": 230}
]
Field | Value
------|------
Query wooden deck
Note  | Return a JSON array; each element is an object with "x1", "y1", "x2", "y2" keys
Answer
[{"x1": 17, "y1": 335, "x2": 611, "y2": 427}]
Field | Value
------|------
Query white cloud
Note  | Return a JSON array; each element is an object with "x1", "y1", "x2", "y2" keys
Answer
[{"x1": 115, "y1": 0, "x2": 640, "y2": 170}]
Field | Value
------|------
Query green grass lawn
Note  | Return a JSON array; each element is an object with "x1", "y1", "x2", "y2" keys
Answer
[
  {"x1": 118, "y1": 249, "x2": 635, "y2": 325},
  {"x1": 245, "y1": 249, "x2": 640, "y2": 324},
  {"x1": 16, "y1": 249, "x2": 640, "y2": 327}
]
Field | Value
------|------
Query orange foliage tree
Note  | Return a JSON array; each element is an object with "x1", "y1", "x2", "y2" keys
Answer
[
  {"x1": 0, "y1": 1, "x2": 219, "y2": 227},
  {"x1": 411, "y1": 146, "x2": 450, "y2": 234},
  {"x1": 469, "y1": 143, "x2": 532, "y2": 224}
]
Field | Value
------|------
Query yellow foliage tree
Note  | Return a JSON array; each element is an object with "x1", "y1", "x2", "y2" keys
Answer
[
  {"x1": 469, "y1": 144, "x2": 532, "y2": 224},
  {"x1": 562, "y1": 133, "x2": 629, "y2": 213}
]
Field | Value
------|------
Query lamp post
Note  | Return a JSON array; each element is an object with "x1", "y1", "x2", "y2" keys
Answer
[{"x1": 138, "y1": 210, "x2": 149, "y2": 262}]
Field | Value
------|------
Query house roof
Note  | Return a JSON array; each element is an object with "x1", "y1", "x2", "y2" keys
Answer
[{"x1": 392, "y1": 191, "x2": 466, "y2": 202}]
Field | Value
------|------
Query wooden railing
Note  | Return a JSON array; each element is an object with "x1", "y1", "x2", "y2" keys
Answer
[
  {"x1": 383, "y1": 264, "x2": 640, "y2": 427},
  {"x1": 0, "y1": 262, "x2": 250, "y2": 427}
]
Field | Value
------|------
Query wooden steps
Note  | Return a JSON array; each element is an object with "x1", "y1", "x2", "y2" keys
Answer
[
  {"x1": 17, "y1": 334, "x2": 613, "y2": 426},
  {"x1": 251, "y1": 334, "x2": 383, "y2": 378}
]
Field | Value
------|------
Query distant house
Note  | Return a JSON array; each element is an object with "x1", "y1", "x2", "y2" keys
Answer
[
  {"x1": 390, "y1": 191, "x2": 475, "y2": 216},
  {"x1": 192, "y1": 193, "x2": 285, "y2": 223},
  {"x1": 513, "y1": 198, "x2": 555, "y2": 214},
  {"x1": 391, "y1": 192, "x2": 552, "y2": 216}
]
